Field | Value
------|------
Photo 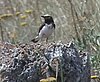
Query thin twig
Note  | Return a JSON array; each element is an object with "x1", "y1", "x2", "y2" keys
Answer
[
  {"x1": 0, "y1": 22, "x2": 4, "y2": 42},
  {"x1": 68, "y1": 0, "x2": 81, "y2": 43}
]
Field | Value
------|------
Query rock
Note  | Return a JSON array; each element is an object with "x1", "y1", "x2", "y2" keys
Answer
[{"x1": 0, "y1": 42, "x2": 90, "y2": 82}]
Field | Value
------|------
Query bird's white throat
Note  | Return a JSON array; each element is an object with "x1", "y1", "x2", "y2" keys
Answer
[{"x1": 39, "y1": 23, "x2": 54, "y2": 39}]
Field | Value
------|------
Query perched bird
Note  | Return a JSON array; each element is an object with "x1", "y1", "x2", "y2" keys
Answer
[{"x1": 31, "y1": 14, "x2": 55, "y2": 43}]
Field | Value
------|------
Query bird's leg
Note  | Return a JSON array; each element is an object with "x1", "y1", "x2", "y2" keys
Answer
[
  {"x1": 46, "y1": 38, "x2": 48, "y2": 44},
  {"x1": 53, "y1": 30, "x2": 56, "y2": 43}
]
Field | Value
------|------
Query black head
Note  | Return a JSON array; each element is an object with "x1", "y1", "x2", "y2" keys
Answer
[{"x1": 41, "y1": 14, "x2": 54, "y2": 24}]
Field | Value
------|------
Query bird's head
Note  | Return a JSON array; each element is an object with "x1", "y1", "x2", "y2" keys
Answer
[{"x1": 41, "y1": 14, "x2": 54, "y2": 24}]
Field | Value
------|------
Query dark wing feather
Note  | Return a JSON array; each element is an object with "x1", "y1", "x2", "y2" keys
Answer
[
  {"x1": 53, "y1": 23, "x2": 55, "y2": 29},
  {"x1": 38, "y1": 23, "x2": 45, "y2": 33}
]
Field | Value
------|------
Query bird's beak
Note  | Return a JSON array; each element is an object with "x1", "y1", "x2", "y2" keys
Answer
[{"x1": 41, "y1": 16, "x2": 45, "y2": 18}]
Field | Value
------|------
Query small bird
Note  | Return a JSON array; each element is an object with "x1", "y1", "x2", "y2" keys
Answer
[{"x1": 31, "y1": 14, "x2": 55, "y2": 43}]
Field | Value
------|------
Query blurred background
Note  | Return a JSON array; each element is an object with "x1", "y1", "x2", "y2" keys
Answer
[
  {"x1": 0, "y1": 0, "x2": 75, "y2": 43},
  {"x1": 0, "y1": 0, "x2": 99, "y2": 43},
  {"x1": 0, "y1": 0, "x2": 100, "y2": 75}
]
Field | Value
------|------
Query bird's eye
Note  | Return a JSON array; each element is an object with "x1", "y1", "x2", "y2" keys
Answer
[{"x1": 48, "y1": 16, "x2": 51, "y2": 19}]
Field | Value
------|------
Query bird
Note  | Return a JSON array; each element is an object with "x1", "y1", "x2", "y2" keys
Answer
[{"x1": 31, "y1": 14, "x2": 55, "y2": 43}]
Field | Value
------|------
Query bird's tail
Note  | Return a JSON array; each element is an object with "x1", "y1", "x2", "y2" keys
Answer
[{"x1": 31, "y1": 36, "x2": 40, "y2": 43}]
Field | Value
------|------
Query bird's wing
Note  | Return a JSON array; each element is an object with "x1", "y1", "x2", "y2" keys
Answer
[{"x1": 38, "y1": 23, "x2": 45, "y2": 33}]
